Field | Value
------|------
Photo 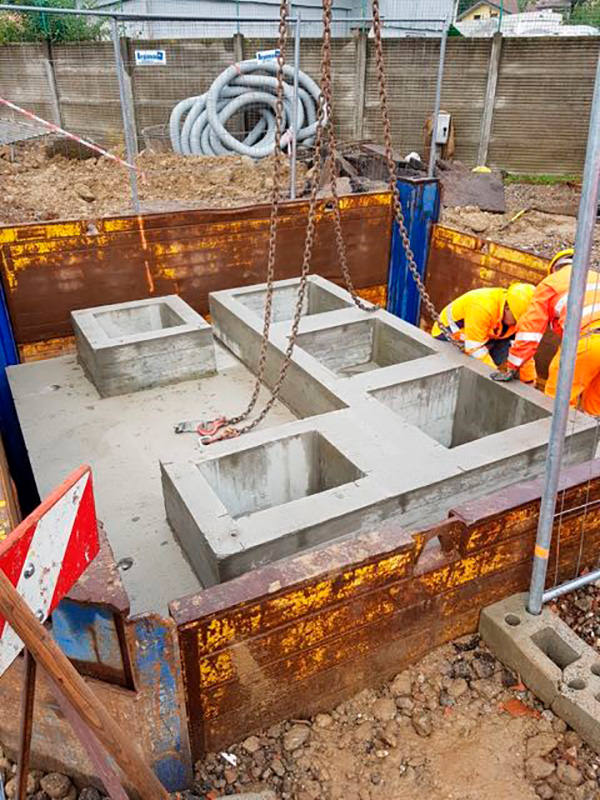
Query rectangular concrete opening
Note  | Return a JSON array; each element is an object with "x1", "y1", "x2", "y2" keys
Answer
[
  {"x1": 532, "y1": 628, "x2": 581, "y2": 671},
  {"x1": 296, "y1": 319, "x2": 434, "y2": 377},
  {"x1": 94, "y1": 302, "x2": 184, "y2": 339},
  {"x1": 234, "y1": 282, "x2": 352, "y2": 323},
  {"x1": 197, "y1": 431, "x2": 364, "y2": 519},
  {"x1": 371, "y1": 367, "x2": 550, "y2": 448}
]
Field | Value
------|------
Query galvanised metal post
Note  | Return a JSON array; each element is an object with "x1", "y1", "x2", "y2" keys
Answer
[
  {"x1": 110, "y1": 16, "x2": 139, "y2": 213},
  {"x1": 290, "y1": 10, "x2": 301, "y2": 200},
  {"x1": 427, "y1": 14, "x2": 450, "y2": 178},
  {"x1": 528, "y1": 51, "x2": 600, "y2": 616}
]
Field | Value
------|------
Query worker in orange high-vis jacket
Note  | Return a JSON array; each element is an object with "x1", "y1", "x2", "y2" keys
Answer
[
  {"x1": 491, "y1": 248, "x2": 600, "y2": 415},
  {"x1": 432, "y1": 283, "x2": 537, "y2": 382}
]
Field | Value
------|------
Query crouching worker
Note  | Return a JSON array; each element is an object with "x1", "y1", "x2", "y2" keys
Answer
[
  {"x1": 491, "y1": 249, "x2": 600, "y2": 415},
  {"x1": 432, "y1": 283, "x2": 537, "y2": 383}
]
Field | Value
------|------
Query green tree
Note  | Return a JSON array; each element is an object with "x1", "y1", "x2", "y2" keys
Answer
[
  {"x1": 569, "y1": 0, "x2": 600, "y2": 26},
  {"x1": 0, "y1": 0, "x2": 106, "y2": 44}
]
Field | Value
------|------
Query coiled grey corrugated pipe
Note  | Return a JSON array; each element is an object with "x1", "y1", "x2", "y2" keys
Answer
[{"x1": 169, "y1": 59, "x2": 324, "y2": 158}]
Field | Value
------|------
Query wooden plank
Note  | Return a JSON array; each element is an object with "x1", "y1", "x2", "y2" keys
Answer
[{"x1": 0, "y1": 570, "x2": 169, "y2": 800}]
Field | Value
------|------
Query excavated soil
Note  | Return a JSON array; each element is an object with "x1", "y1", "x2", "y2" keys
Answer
[
  {"x1": 0, "y1": 140, "x2": 308, "y2": 224},
  {"x1": 441, "y1": 182, "x2": 600, "y2": 264},
  {"x1": 193, "y1": 634, "x2": 600, "y2": 800}
]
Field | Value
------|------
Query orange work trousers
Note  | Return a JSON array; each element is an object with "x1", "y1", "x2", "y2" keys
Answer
[{"x1": 545, "y1": 332, "x2": 600, "y2": 416}]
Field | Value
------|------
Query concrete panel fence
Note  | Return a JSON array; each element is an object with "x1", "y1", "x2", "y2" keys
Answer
[{"x1": 0, "y1": 33, "x2": 599, "y2": 173}]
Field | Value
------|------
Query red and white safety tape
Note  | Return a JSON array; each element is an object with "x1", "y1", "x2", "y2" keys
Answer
[{"x1": 0, "y1": 96, "x2": 143, "y2": 175}]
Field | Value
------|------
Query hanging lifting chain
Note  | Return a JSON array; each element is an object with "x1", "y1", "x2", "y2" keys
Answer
[
  {"x1": 318, "y1": 0, "x2": 377, "y2": 313},
  {"x1": 370, "y1": 0, "x2": 461, "y2": 346},
  {"x1": 196, "y1": 0, "x2": 331, "y2": 442},
  {"x1": 186, "y1": 0, "x2": 461, "y2": 444}
]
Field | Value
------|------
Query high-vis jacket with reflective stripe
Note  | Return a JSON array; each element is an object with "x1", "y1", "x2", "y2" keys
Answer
[
  {"x1": 507, "y1": 266, "x2": 600, "y2": 369},
  {"x1": 432, "y1": 287, "x2": 516, "y2": 368}
]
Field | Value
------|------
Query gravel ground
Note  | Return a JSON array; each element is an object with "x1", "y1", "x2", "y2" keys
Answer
[{"x1": 188, "y1": 634, "x2": 600, "y2": 800}]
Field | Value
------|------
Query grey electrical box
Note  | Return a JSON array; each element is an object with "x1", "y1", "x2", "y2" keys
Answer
[{"x1": 435, "y1": 111, "x2": 451, "y2": 145}]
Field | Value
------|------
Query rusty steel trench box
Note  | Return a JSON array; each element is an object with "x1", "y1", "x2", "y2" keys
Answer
[{"x1": 4, "y1": 273, "x2": 600, "y2": 786}]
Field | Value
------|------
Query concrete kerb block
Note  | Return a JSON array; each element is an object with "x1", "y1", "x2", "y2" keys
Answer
[
  {"x1": 480, "y1": 592, "x2": 600, "y2": 751},
  {"x1": 71, "y1": 295, "x2": 216, "y2": 397}
]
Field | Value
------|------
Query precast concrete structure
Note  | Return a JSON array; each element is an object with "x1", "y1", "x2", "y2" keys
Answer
[{"x1": 161, "y1": 276, "x2": 597, "y2": 585}]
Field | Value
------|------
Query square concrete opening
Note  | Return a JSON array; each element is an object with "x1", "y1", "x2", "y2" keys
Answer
[
  {"x1": 94, "y1": 302, "x2": 184, "y2": 339},
  {"x1": 532, "y1": 627, "x2": 581, "y2": 671},
  {"x1": 234, "y1": 282, "x2": 352, "y2": 324},
  {"x1": 197, "y1": 431, "x2": 364, "y2": 519},
  {"x1": 296, "y1": 319, "x2": 434, "y2": 377},
  {"x1": 371, "y1": 367, "x2": 550, "y2": 448}
]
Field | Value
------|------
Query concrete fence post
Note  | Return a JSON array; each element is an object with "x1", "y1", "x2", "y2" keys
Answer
[
  {"x1": 233, "y1": 32, "x2": 244, "y2": 63},
  {"x1": 41, "y1": 40, "x2": 62, "y2": 127},
  {"x1": 477, "y1": 31, "x2": 502, "y2": 167},
  {"x1": 354, "y1": 29, "x2": 368, "y2": 140}
]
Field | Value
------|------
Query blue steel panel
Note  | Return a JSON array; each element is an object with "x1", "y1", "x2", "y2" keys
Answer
[
  {"x1": 133, "y1": 615, "x2": 192, "y2": 792},
  {"x1": 52, "y1": 599, "x2": 124, "y2": 671},
  {"x1": 386, "y1": 178, "x2": 441, "y2": 325},
  {"x1": 0, "y1": 275, "x2": 39, "y2": 513}
]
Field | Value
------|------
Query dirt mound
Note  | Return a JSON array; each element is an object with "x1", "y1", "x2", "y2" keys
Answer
[{"x1": 0, "y1": 140, "x2": 308, "y2": 225}]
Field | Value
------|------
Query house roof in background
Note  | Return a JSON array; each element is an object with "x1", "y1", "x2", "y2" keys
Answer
[{"x1": 458, "y1": 0, "x2": 520, "y2": 20}]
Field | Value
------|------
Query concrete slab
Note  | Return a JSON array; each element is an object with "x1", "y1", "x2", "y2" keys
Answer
[
  {"x1": 72, "y1": 295, "x2": 215, "y2": 397},
  {"x1": 7, "y1": 344, "x2": 295, "y2": 615},
  {"x1": 480, "y1": 593, "x2": 600, "y2": 751}
]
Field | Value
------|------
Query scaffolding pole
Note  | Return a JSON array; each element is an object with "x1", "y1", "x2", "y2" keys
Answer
[
  {"x1": 110, "y1": 17, "x2": 139, "y2": 213},
  {"x1": 290, "y1": 10, "x2": 301, "y2": 200},
  {"x1": 527, "y1": 51, "x2": 600, "y2": 616}
]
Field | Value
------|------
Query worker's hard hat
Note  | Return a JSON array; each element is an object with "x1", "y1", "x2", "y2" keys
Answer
[
  {"x1": 506, "y1": 282, "x2": 535, "y2": 321},
  {"x1": 548, "y1": 248, "x2": 574, "y2": 274}
]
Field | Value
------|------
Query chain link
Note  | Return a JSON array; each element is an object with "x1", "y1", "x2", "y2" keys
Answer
[
  {"x1": 319, "y1": 0, "x2": 377, "y2": 313},
  {"x1": 225, "y1": 0, "x2": 289, "y2": 428},
  {"x1": 207, "y1": 0, "x2": 460, "y2": 444},
  {"x1": 371, "y1": 0, "x2": 461, "y2": 347},
  {"x1": 208, "y1": 0, "x2": 330, "y2": 440}
]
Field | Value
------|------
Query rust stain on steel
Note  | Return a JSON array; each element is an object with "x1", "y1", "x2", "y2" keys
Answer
[
  {"x1": 0, "y1": 194, "x2": 392, "y2": 346},
  {"x1": 67, "y1": 525, "x2": 130, "y2": 614},
  {"x1": 19, "y1": 336, "x2": 77, "y2": 363},
  {"x1": 174, "y1": 458, "x2": 600, "y2": 757}
]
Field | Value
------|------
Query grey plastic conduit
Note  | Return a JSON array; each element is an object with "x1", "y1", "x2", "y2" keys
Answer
[{"x1": 169, "y1": 58, "x2": 323, "y2": 158}]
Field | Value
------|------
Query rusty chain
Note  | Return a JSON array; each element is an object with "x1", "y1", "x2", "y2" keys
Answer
[
  {"x1": 319, "y1": 0, "x2": 377, "y2": 313},
  {"x1": 224, "y1": 0, "x2": 289, "y2": 429},
  {"x1": 207, "y1": 0, "x2": 330, "y2": 440},
  {"x1": 371, "y1": 0, "x2": 461, "y2": 346},
  {"x1": 204, "y1": 0, "x2": 460, "y2": 444}
]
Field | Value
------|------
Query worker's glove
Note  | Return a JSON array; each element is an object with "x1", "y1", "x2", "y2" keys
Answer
[{"x1": 490, "y1": 368, "x2": 519, "y2": 383}]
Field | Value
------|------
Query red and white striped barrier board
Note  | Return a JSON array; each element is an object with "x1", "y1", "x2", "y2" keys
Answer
[{"x1": 0, "y1": 465, "x2": 99, "y2": 677}]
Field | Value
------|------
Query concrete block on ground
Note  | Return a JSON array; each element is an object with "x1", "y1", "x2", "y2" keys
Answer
[
  {"x1": 72, "y1": 295, "x2": 216, "y2": 397},
  {"x1": 480, "y1": 592, "x2": 600, "y2": 751}
]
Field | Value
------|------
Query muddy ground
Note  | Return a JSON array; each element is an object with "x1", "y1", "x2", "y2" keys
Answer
[{"x1": 192, "y1": 629, "x2": 600, "y2": 800}]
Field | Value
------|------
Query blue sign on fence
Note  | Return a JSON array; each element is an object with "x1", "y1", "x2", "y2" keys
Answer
[
  {"x1": 134, "y1": 49, "x2": 167, "y2": 66},
  {"x1": 256, "y1": 48, "x2": 280, "y2": 61}
]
